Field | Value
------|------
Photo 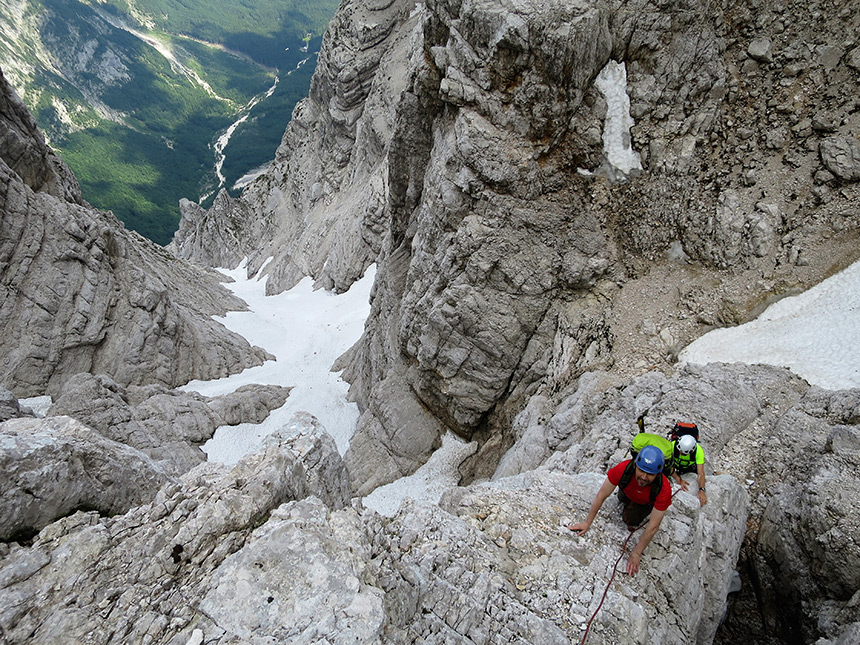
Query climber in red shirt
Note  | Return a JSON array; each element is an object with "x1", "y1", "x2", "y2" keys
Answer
[{"x1": 567, "y1": 445, "x2": 673, "y2": 575}]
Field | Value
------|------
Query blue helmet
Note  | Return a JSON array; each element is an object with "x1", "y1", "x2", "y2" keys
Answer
[{"x1": 635, "y1": 445, "x2": 664, "y2": 474}]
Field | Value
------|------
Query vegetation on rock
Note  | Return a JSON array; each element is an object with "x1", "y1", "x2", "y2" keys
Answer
[{"x1": 0, "y1": 0, "x2": 338, "y2": 243}]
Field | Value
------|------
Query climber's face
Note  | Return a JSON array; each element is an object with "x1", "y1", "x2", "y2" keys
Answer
[{"x1": 635, "y1": 467, "x2": 657, "y2": 488}]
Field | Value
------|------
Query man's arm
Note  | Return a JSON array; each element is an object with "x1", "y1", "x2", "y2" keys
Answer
[
  {"x1": 568, "y1": 477, "x2": 616, "y2": 535},
  {"x1": 626, "y1": 508, "x2": 666, "y2": 575},
  {"x1": 697, "y1": 463, "x2": 707, "y2": 506}
]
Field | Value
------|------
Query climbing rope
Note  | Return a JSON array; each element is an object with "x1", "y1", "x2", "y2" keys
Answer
[
  {"x1": 577, "y1": 487, "x2": 683, "y2": 645},
  {"x1": 577, "y1": 522, "x2": 642, "y2": 645}
]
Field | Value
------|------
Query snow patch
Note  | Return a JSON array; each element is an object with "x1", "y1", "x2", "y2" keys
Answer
[
  {"x1": 362, "y1": 432, "x2": 478, "y2": 517},
  {"x1": 182, "y1": 261, "x2": 375, "y2": 463},
  {"x1": 680, "y1": 259, "x2": 860, "y2": 390},
  {"x1": 595, "y1": 60, "x2": 642, "y2": 177}
]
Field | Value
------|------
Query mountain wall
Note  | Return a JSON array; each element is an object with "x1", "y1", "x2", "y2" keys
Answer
[
  {"x1": 173, "y1": 0, "x2": 860, "y2": 490},
  {"x1": 168, "y1": 0, "x2": 860, "y2": 641},
  {"x1": 0, "y1": 66, "x2": 272, "y2": 397}
]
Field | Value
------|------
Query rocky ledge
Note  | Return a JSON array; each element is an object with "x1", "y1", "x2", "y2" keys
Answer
[{"x1": 1, "y1": 364, "x2": 858, "y2": 644}]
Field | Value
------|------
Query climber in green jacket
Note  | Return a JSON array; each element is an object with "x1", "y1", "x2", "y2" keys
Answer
[{"x1": 672, "y1": 434, "x2": 708, "y2": 506}]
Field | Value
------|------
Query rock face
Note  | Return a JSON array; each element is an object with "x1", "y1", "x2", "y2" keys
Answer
[
  {"x1": 14, "y1": 363, "x2": 850, "y2": 644},
  {"x1": 368, "y1": 469, "x2": 746, "y2": 645},
  {"x1": 0, "y1": 407, "x2": 749, "y2": 645},
  {"x1": 171, "y1": 0, "x2": 860, "y2": 500},
  {"x1": 0, "y1": 366, "x2": 857, "y2": 644},
  {"x1": 0, "y1": 66, "x2": 272, "y2": 398},
  {"x1": 168, "y1": 193, "x2": 258, "y2": 270},
  {"x1": 0, "y1": 415, "x2": 174, "y2": 541},
  {"x1": 497, "y1": 362, "x2": 860, "y2": 645},
  {"x1": 0, "y1": 416, "x2": 353, "y2": 644}
]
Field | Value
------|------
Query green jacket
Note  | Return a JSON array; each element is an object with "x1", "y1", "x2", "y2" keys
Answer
[{"x1": 672, "y1": 443, "x2": 705, "y2": 474}]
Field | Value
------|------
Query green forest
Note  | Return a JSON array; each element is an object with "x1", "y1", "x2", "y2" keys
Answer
[{"x1": 4, "y1": 0, "x2": 339, "y2": 244}]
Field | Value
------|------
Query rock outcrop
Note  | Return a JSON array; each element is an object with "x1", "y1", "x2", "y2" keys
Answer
[
  {"x1": 496, "y1": 362, "x2": 860, "y2": 645},
  {"x1": 0, "y1": 66, "x2": 272, "y2": 398},
  {"x1": 47, "y1": 373, "x2": 291, "y2": 476},
  {"x1": 0, "y1": 415, "x2": 352, "y2": 644},
  {"x1": 0, "y1": 415, "x2": 174, "y2": 542},
  {"x1": 0, "y1": 406, "x2": 750, "y2": 645}
]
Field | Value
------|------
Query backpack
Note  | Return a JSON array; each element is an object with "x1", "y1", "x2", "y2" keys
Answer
[
  {"x1": 618, "y1": 459, "x2": 663, "y2": 504},
  {"x1": 629, "y1": 432, "x2": 676, "y2": 478},
  {"x1": 668, "y1": 421, "x2": 699, "y2": 442}
]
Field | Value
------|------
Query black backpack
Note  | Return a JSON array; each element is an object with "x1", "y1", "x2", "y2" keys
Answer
[
  {"x1": 668, "y1": 421, "x2": 699, "y2": 442},
  {"x1": 618, "y1": 459, "x2": 663, "y2": 504}
]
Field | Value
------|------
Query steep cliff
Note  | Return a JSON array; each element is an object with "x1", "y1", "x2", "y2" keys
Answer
[
  {"x1": 0, "y1": 66, "x2": 273, "y2": 398},
  {"x1": 2, "y1": 365, "x2": 857, "y2": 644},
  {"x1": 164, "y1": 1, "x2": 860, "y2": 642}
]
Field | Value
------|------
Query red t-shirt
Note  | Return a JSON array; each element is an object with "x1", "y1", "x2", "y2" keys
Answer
[{"x1": 608, "y1": 460, "x2": 672, "y2": 511}]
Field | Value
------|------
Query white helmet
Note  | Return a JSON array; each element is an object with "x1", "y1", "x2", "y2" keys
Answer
[{"x1": 678, "y1": 435, "x2": 697, "y2": 454}]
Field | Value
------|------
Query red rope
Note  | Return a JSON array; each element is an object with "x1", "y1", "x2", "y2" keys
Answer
[
  {"x1": 578, "y1": 486, "x2": 682, "y2": 645},
  {"x1": 577, "y1": 525, "x2": 639, "y2": 645}
]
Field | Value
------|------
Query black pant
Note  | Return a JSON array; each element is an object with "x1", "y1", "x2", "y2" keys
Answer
[{"x1": 617, "y1": 489, "x2": 652, "y2": 529}]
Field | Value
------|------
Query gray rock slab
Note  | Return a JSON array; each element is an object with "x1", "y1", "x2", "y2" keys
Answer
[{"x1": 0, "y1": 415, "x2": 174, "y2": 541}]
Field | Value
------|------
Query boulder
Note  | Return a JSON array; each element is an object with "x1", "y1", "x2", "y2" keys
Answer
[
  {"x1": 820, "y1": 137, "x2": 860, "y2": 182},
  {"x1": 0, "y1": 414, "x2": 351, "y2": 643},
  {"x1": 0, "y1": 415, "x2": 173, "y2": 541},
  {"x1": 0, "y1": 387, "x2": 36, "y2": 422},
  {"x1": 48, "y1": 373, "x2": 290, "y2": 476},
  {"x1": 199, "y1": 497, "x2": 384, "y2": 643}
]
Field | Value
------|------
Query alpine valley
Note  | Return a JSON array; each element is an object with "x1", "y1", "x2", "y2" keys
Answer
[
  {"x1": 1, "y1": 0, "x2": 860, "y2": 644},
  {"x1": 0, "y1": 0, "x2": 340, "y2": 243}
]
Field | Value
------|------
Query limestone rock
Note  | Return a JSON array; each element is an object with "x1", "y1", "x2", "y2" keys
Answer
[
  {"x1": 0, "y1": 415, "x2": 173, "y2": 541},
  {"x1": 0, "y1": 68, "x2": 81, "y2": 204},
  {"x1": 0, "y1": 387, "x2": 36, "y2": 422},
  {"x1": 747, "y1": 38, "x2": 774, "y2": 63},
  {"x1": 746, "y1": 387, "x2": 860, "y2": 644},
  {"x1": 363, "y1": 468, "x2": 746, "y2": 644},
  {"x1": 285, "y1": 0, "x2": 860, "y2": 499},
  {"x1": 820, "y1": 136, "x2": 860, "y2": 181},
  {"x1": 0, "y1": 63, "x2": 273, "y2": 398},
  {"x1": 166, "y1": 0, "x2": 860, "y2": 510},
  {"x1": 47, "y1": 373, "x2": 290, "y2": 476},
  {"x1": 168, "y1": 192, "x2": 257, "y2": 270},
  {"x1": 495, "y1": 362, "x2": 860, "y2": 644},
  {"x1": 0, "y1": 415, "x2": 351, "y2": 643},
  {"x1": 199, "y1": 497, "x2": 384, "y2": 644}
]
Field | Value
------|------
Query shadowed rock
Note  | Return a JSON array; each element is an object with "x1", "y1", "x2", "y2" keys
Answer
[{"x1": 0, "y1": 415, "x2": 174, "y2": 541}]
